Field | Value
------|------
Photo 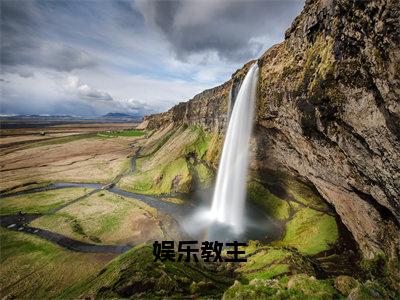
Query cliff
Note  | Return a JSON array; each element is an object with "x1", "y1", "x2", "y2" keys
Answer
[{"x1": 140, "y1": 0, "x2": 400, "y2": 260}]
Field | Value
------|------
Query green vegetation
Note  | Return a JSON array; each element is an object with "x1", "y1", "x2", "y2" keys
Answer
[
  {"x1": 334, "y1": 275, "x2": 360, "y2": 296},
  {"x1": 59, "y1": 244, "x2": 233, "y2": 299},
  {"x1": 223, "y1": 274, "x2": 339, "y2": 300},
  {"x1": 284, "y1": 177, "x2": 329, "y2": 211},
  {"x1": 280, "y1": 207, "x2": 338, "y2": 255},
  {"x1": 118, "y1": 125, "x2": 217, "y2": 194},
  {"x1": 223, "y1": 280, "x2": 285, "y2": 300},
  {"x1": 98, "y1": 129, "x2": 146, "y2": 138},
  {"x1": 0, "y1": 181, "x2": 52, "y2": 195},
  {"x1": 248, "y1": 181, "x2": 290, "y2": 220},
  {"x1": 244, "y1": 264, "x2": 290, "y2": 281},
  {"x1": 119, "y1": 157, "x2": 192, "y2": 194},
  {"x1": 193, "y1": 163, "x2": 214, "y2": 185},
  {"x1": 0, "y1": 188, "x2": 91, "y2": 216},
  {"x1": 159, "y1": 158, "x2": 192, "y2": 192},
  {"x1": 234, "y1": 246, "x2": 310, "y2": 284},
  {"x1": 285, "y1": 274, "x2": 336, "y2": 298},
  {"x1": 301, "y1": 35, "x2": 335, "y2": 94},
  {"x1": 141, "y1": 126, "x2": 180, "y2": 157},
  {"x1": 31, "y1": 191, "x2": 165, "y2": 245},
  {"x1": 0, "y1": 228, "x2": 111, "y2": 299},
  {"x1": 237, "y1": 249, "x2": 291, "y2": 274},
  {"x1": 183, "y1": 126, "x2": 211, "y2": 158}
]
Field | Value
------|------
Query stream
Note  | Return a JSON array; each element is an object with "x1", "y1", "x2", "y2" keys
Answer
[{"x1": 0, "y1": 148, "x2": 283, "y2": 254}]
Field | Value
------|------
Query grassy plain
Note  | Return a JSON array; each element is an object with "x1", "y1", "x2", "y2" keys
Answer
[
  {"x1": 0, "y1": 121, "x2": 367, "y2": 299},
  {"x1": 0, "y1": 187, "x2": 91, "y2": 216},
  {"x1": 0, "y1": 227, "x2": 115, "y2": 299},
  {"x1": 31, "y1": 190, "x2": 168, "y2": 245}
]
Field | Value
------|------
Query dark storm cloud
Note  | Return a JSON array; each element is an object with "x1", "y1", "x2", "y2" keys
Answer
[
  {"x1": 136, "y1": 0, "x2": 304, "y2": 62},
  {"x1": 0, "y1": 0, "x2": 96, "y2": 72}
]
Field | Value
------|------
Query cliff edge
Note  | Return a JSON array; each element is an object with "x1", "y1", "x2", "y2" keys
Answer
[{"x1": 140, "y1": 0, "x2": 400, "y2": 260}]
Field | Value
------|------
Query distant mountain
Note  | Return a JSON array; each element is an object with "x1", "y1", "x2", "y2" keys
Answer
[{"x1": 103, "y1": 113, "x2": 136, "y2": 118}]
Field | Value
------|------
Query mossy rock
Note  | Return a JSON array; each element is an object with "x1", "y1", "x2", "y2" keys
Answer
[
  {"x1": 347, "y1": 280, "x2": 395, "y2": 300},
  {"x1": 280, "y1": 207, "x2": 338, "y2": 255},
  {"x1": 223, "y1": 275, "x2": 338, "y2": 300},
  {"x1": 118, "y1": 125, "x2": 217, "y2": 195},
  {"x1": 193, "y1": 163, "x2": 214, "y2": 186},
  {"x1": 59, "y1": 244, "x2": 233, "y2": 299},
  {"x1": 235, "y1": 245, "x2": 316, "y2": 284},
  {"x1": 286, "y1": 274, "x2": 337, "y2": 298},
  {"x1": 222, "y1": 280, "x2": 281, "y2": 300},
  {"x1": 248, "y1": 181, "x2": 290, "y2": 220},
  {"x1": 334, "y1": 275, "x2": 359, "y2": 296}
]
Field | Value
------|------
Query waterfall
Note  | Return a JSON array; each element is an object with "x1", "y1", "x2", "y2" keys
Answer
[{"x1": 210, "y1": 63, "x2": 259, "y2": 234}]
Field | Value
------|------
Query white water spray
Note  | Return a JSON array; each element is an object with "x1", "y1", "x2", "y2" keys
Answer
[{"x1": 210, "y1": 63, "x2": 259, "y2": 234}]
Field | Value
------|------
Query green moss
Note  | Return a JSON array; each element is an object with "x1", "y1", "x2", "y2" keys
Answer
[
  {"x1": 285, "y1": 177, "x2": 328, "y2": 210},
  {"x1": 183, "y1": 126, "x2": 211, "y2": 158},
  {"x1": 286, "y1": 274, "x2": 337, "y2": 298},
  {"x1": 237, "y1": 249, "x2": 291, "y2": 274},
  {"x1": 348, "y1": 280, "x2": 395, "y2": 299},
  {"x1": 119, "y1": 158, "x2": 192, "y2": 195},
  {"x1": 119, "y1": 126, "x2": 216, "y2": 195},
  {"x1": 334, "y1": 275, "x2": 359, "y2": 296},
  {"x1": 205, "y1": 132, "x2": 223, "y2": 165},
  {"x1": 222, "y1": 281, "x2": 281, "y2": 299},
  {"x1": 193, "y1": 163, "x2": 213, "y2": 185},
  {"x1": 360, "y1": 253, "x2": 387, "y2": 272},
  {"x1": 246, "y1": 240, "x2": 265, "y2": 254},
  {"x1": 160, "y1": 157, "x2": 192, "y2": 193},
  {"x1": 143, "y1": 127, "x2": 180, "y2": 157},
  {"x1": 281, "y1": 208, "x2": 338, "y2": 255},
  {"x1": 59, "y1": 244, "x2": 232, "y2": 299},
  {"x1": 301, "y1": 35, "x2": 335, "y2": 94},
  {"x1": 98, "y1": 129, "x2": 146, "y2": 138},
  {"x1": 223, "y1": 274, "x2": 339, "y2": 300},
  {"x1": 244, "y1": 264, "x2": 290, "y2": 281},
  {"x1": 125, "y1": 171, "x2": 154, "y2": 193},
  {"x1": 248, "y1": 181, "x2": 290, "y2": 220}
]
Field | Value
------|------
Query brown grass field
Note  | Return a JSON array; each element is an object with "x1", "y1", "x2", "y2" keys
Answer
[{"x1": 0, "y1": 123, "x2": 139, "y2": 192}]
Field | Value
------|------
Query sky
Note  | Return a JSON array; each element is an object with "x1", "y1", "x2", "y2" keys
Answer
[{"x1": 0, "y1": 0, "x2": 304, "y2": 117}]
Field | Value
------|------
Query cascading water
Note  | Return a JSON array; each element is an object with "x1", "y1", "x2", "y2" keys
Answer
[{"x1": 210, "y1": 63, "x2": 259, "y2": 234}]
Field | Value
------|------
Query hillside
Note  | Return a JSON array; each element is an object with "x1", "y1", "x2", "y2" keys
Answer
[
  {"x1": 140, "y1": 0, "x2": 400, "y2": 262},
  {"x1": 38, "y1": 0, "x2": 400, "y2": 298}
]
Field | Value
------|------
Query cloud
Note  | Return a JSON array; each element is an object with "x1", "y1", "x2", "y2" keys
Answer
[
  {"x1": 135, "y1": 0, "x2": 304, "y2": 62},
  {"x1": 63, "y1": 76, "x2": 113, "y2": 101},
  {"x1": 1, "y1": 0, "x2": 305, "y2": 117},
  {"x1": 1, "y1": 0, "x2": 96, "y2": 73},
  {"x1": 112, "y1": 98, "x2": 159, "y2": 115}
]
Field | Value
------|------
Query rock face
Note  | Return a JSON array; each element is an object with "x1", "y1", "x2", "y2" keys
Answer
[{"x1": 140, "y1": 0, "x2": 400, "y2": 259}]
